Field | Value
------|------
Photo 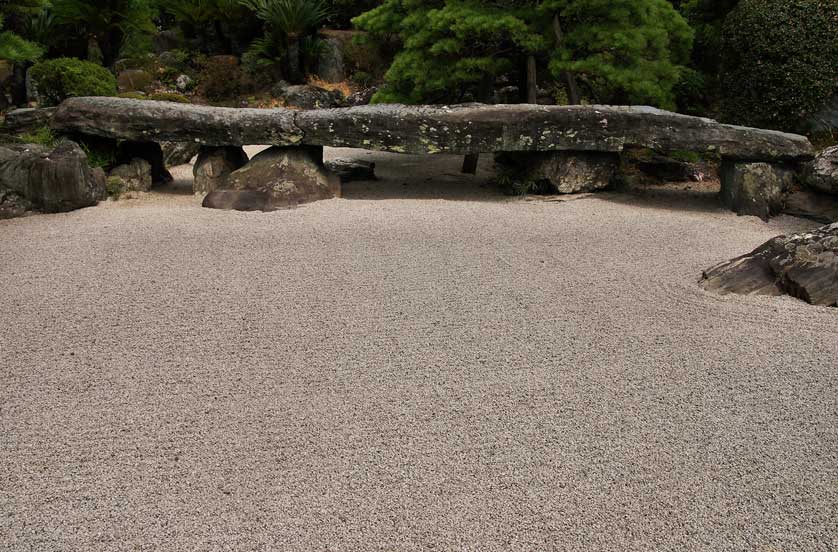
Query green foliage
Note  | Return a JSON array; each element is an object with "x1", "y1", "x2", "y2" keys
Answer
[
  {"x1": 106, "y1": 175, "x2": 125, "y2": 197},
  {"x1": 543, "y1": 0, "x2": 694, "y2": 108},
  {"x1": 240, "y1": 0, "x2": 331, "y2": 82},
  {"x1": 355, "y1": 0, "x2": 693, "y2": 107},
  {"x1": 355, "y1": 0, "x2": 544, "y2": 104},
  {"x1": 148, "y1": 92, "x2": 190, "y2": 102},
  {"x1": 241, "y1": 0, "x2": 329, "y2": 38},
  {"x1": 79, "y1": 139, "x2": 117, "y2": 169},
  {"x1": 51, "y1": 0, "x2": 156, "y2": 66},
  {"x1": 29, "y1": 57, "x2": 117, "y2": 106},
  {"x1": 117, "y1": 91, "x2": 146, "y2": 99},
  {"x1": 720, "y1": 0, "x2": 838, "y2": 131},
  {"x1": 0, "y1": 24, "x2": 43, "y2": 62},
  {"x1": 19, "y1": 125, "x2": 55, "y2": 146}
]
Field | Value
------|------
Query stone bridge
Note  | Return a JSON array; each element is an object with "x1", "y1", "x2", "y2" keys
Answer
[{"x1": 50, "y1": 97, "x2": 814, "y2": 217}]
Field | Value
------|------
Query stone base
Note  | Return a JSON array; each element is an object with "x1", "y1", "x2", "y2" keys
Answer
[
  {"x1": 193, "y1": 146, "x2": 248, "y2": 194},
  {"x1": 495, "y1": 151, "x2": 619, "y2": 194},
  {"x1": 202, "y1": 145, "x2": 340, "y2": 212},
  {"x1": 116, "y1": 141, "x2": 172, "y2": 185},
  {"x1": 720, "y1": 160, "x2": 797, "y2": 220}
]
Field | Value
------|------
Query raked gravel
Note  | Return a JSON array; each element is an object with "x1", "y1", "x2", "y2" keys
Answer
[{"x1": 1, "y1": 149, "x2": 836, "y2": 551}]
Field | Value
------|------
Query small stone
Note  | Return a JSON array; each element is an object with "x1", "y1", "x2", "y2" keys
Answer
[{"x1": 175, "y1": 74, "x2": 193, "y2": 92}]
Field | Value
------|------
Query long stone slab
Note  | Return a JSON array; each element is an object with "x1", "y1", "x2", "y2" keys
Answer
[{"x1": 51, "y1": 97, "x2": 814, "y2": 161}]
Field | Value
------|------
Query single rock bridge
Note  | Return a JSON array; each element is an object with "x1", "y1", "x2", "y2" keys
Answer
[{"x1": 49, "y1": 97, "x2": 814, "y2": 216}]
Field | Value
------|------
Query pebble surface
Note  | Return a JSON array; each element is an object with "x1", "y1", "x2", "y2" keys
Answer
[{"x1": 1, "y1": 150, "x2": 836, "y2": 550}]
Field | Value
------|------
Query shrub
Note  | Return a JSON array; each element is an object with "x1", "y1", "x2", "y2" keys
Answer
[
  {"x1": 19, "y1": 126, "x2": 55, "y2": 147},
  {"x1": 148, "y1": 92, "x2": 190, "y2": 103},
  {"x1": 29, "y1": 57, "x2": 117, "y2": 106},
  {"x1": 197, "y1": 58, "x2": 247, "y2": 102},
  {"x1": 720, "y1": 0, "x2": 838, "y2": 131}
]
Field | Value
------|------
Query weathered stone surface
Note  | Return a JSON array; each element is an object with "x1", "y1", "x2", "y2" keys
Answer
[
  {"x1": 804, "y1": 146, "x2": 838, "y2": 195},
  {"x1": 720, "y1": 161, "x2": 797, "y2": 220},
  {"x1": 496, "y1": 151, "x2": 619, "y2": 194},
  {"x1": 193, "y1": 146, "x2": 248, "y2": 194},
  {"x1": 278, "y1": 84, "x2": 344, "y2": 110},
  {"x1": 3, "y1": 107, "x2": 57, "y2": 133},
  {"x1": 701, "y1": 223, "x2": 838, "y2": 307},
  {"x1": 52, "y1": 97, "x2": 302, "y2": 146},
  {"x1": 109, "y1": 158, "x2": 152, "y2": 192},
  {"x1": 161, "y1": 140, "x2": 200, "y2": 167},
  {"x1": 203, "y1": 146, "x2": 340, "y2": 211},
  {"x1": 317, "y1": 38, "x2": 345, "y2": 83},
  {"x1": 346, "y1": 87, "x2": 376, "y2": 107},
  {"x1": 784, "y1": 190, "x2": 838, "y2": 224},
  {"x1": 0, "y1": 189, "x2": 32, "y2": 219},
  {"x1": 116, "y1": 141, "x2": 172, "y2": 184},
  {"x1": 324, "y1": 158, "x2": 376, "y2": 182},
  {"x1": 51, "y1": 98, "x2": 814, "y2": 161},
  {"x1": 296, "y1": 104, "x2": 814, "y2": 160},
  {"x1": 0, "y1": 141, "x2": 105, "y2": 213}
]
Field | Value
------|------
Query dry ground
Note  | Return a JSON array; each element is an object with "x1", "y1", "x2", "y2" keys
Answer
[{"x1": 1, "y1": 149, "x2": 836, "y2": 550}]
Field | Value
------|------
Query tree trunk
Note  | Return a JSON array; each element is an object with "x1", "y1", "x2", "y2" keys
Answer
[
  {"x1": 552, "y1": 14, "x2": 580, "y2": 105},
  {"x1": 99, "y1": 28, "x2": 124, "y2": 69},
  {"x1": 526, "y1": 55, "x2": 537, "y2": 104}
]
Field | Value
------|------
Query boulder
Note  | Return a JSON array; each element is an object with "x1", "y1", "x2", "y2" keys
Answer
[
  {"x1": 701, "y1": 223, "x2": 838, "y2": 307},
  {"x1": 317, "y1": 37, "x2": 345, "y2": 83},
  {"x1": 720, "y1": 161, "x2": 797, "y2": 220},
  {"x1": 325, "y1": 158, "x2": 376, "y2": 182},
  {"x1": 280, "y1": 84, "x2": 344, "y2": 110},
  {"x1": 109, "y1": 158, "x2": 152, "y2": 192},
  {"x1": 117, "y1": 69, "x2": 153, "y2": 93},
  {"x1": 784, "y1": 190, "x2": 838, "y2": 224},
  {"x1": 3, "y1": 107, "x2": 57, "y2": 133},
  {"x1": 203, "y1": 146, "x2": 340, "y2": 211},
  {"x1": 175, "y1": 74, "x2": 194, "y2": 92},
  {"x1": 804, "y1": 146, "x2": 838, "y2": 195},
  {"x1": 193, "y1": 146, "x2": 248, "y2": 194},
  {"x1": 0, "y1": 141, "x2": 106, "y2": 213},
  {"x1": 0, "y1": 189, "x2": 32, "y2": 219},
  {"x1": 115, "y1": 141, "x2": 172, "y2": 184},
  {"x1": 161, "y1": 141, "x2": 200, "y2": 167},
  {"x1": 346, "y1": 87, "x2": 377, "y2": 107},
  {"x1": 52, "y1": 98, "x2": 302, "y2": 147},
  {"x1": 495, "y1": 151, "x2": 619, "y2": 194}
]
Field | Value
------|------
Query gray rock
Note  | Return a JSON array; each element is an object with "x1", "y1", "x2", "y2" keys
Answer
[
  {"x1": 193, "y1": 146, "x2": 248, "y2": 194},
  {"x1": 161, "y1": 141, "x2": 200, "y2": 167},
  {"x1": 115, "y1": 141, "x2": 172, "y2": 184},
  {"x1": 203, "y1": 146, "x2": 340, "y2": 211},
  {"x1": 175, "y1": 74, "x2": 193, "y2": 91},
  {"x1": 52, "y1": 98, "x2": 302, "y2": 147},
  {"x1": 0, "y1": 141, "x2": 106, "y2": 213},
  {"x1": 324, "y1": 158, "x2": 376, "y2": 182},
  {"x1": 701, "y1": 222, "x2": 838, "y2": 307},
  {"x1": 804, "y1": 146, "x2": 838, "y2": 195},
  {"x1": 3, "y1": 107, "x2": 57, "y2": 133},
  {"x1": 109, "y1": 158, "x2": 152, "y2": 192},
  {"x1": 720, "y1": 161, "x2": 797, "y2": 220},
  {"x1": 346, "y1": 87, "x2": 376, "y2": 107},
  {"x1": 495, "y1": 151, "x2": 619, "y2": 194},
  {"x1": 784, "y1": 190, "x2": 838, "y2": 224},
  {"x1": 51, "y1": 98, "x2": 814, "y2": 161},
  {"x1": 0, "y1": 189, "x2": 32, "y2": 219},
  {"x1": 317, "y1": 38, "x2": 345, "y2": 83},
  {"x1": 281, "y1": 85, "x2": 344, "y2": 110}
]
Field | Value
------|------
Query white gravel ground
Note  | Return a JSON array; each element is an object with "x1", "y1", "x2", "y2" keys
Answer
[{"x1": 1, "y1": 148, "x2": 836, "y2": 551}]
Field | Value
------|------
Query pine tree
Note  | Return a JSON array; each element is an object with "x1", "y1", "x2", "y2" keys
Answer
[
  {"x1": 0, "y1": 0, "x2": 45, "y2": 63},
  {"x1": 354, "y1": 0, "x2": 693, "y2": 108}
]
